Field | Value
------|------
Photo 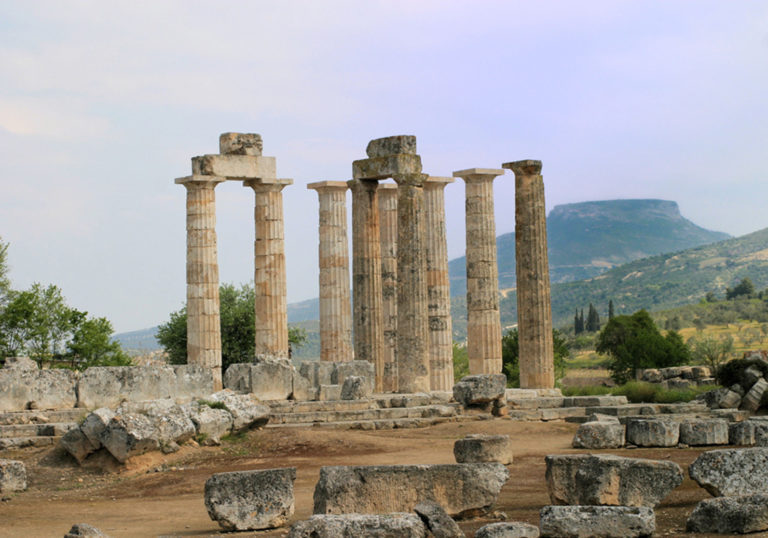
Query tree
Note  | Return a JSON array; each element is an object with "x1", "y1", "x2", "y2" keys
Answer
[
  {"x1": 65, "y1": 316, "x2": 132, "y2": 368},
  {"x1": 692, "y1": 317, "x2": 706, "y2": 332},
  {"x1": 586, "y1": 303, "x2": 601, "y2": 332},
  {"x1": 452, "y1": 342, "x2": 469, "y2": 382},
  {"x1": 726, "y1": 277, "x2": 755, "y2": 300},
  {"x1": 608, "y1": 300, "x2": 615, "y2": 320},
  {"x1": 595, "y1": 309, "x2": 691, "y2": 384},
  {"x1": 157, "y1": 282, "x2": 306, "y2": 371},
  {"x1": 0, "y1": 237, "x2": 9, "y2": 305},
  {"x1": 501, "y1": 328, "x2": 569, "y2": 387},
  {"x1": 687, "y1": 334, "x2": 734, "y2": 371},
  {"x1": 574, "y1": 309, "x2": 584, "y2": 335}
]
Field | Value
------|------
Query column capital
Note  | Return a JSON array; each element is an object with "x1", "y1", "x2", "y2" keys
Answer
[
  {"x1": 306, "y1": 180, "x2": 349, "y2": 192},
  {"x1": 243, "y1": 178, "x2": 293, "y2": 191},
  {"x1": 347, "y1": 178, "x2": 379, "y2": 192},
  {"x1": 174, "y1": 174, "x2": 226, "y2": 187},
  {"x1": 392, "y1": 172, "x2": 428, "y2": 187},
  {"x1": 502, "y1": 159, "x2": 542, "y2": 175},
  {"x1": 424, "y1": 176, "x2": 455, "y2": 189},
  {"x1": 452, "y1": 168, "x2": 505, "y2": 182}
]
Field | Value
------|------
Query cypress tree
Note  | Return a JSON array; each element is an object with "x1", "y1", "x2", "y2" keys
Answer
[{"x1": 608, "y1": 300, "x2": 615, "y2": 320}]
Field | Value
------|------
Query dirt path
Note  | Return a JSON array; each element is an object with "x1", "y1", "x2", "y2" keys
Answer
[{"x1": 0, "y1": 419, "x2": 735, "y2": 537}]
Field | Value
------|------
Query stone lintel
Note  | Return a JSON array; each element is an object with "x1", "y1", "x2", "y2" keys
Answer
[
  {"x1": 392, "y1": 172, "x2": 428, "y2": 187},
  {"x1": 174, "y1": 174, "x2": 226, "y2": 186},
  {"x1": 243, "y1": 178, "x2": 293, "y2": 189},
  {"x1": 452, "y1": 168, "x2": 505, "y2": 179},
  {"x1": 377, "y1": 182, "x2": 398, "y2": 190},
  {"x1": 425, "y1": 176, "x2": 455, "y2": 187},
  {"x1": 352, "y1": 154, "x2": 422, "y2": 180},
  {"x1": 219, "y1": 133, "x2": 263, "y2": 156},
  {"x1": 502, "y1": 160, "x2": 542, "y2": 175},
  {"x1": 366, "y1": 135, "x2": 417, "y2": 158},
  {"x1": 192, "y1": 154, "x2": 277, "y2": 180},
  {"x1": 307, "y1": 181, "x2": 349, "y2": 191}
]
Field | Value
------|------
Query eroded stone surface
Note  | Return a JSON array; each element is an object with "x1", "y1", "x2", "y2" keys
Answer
[
  {"x1": 625, "y1": 418, "x2": 679, "y2": 447},
  {"x1": 687, "y1": 494, "x2": 768, "y2": 534},
  {"x1": 289, "y1": 514, "x2": 426, "y2": 537},
  {"x1": 689, "y1": 447, "x2": 768, "y2": 496},
  {"x1": 539, "y1": 505, "x2": 655, "y2": 538},
  {"x1": 0, "y1": 459, "x2": 26, "y2": 493},
  {"x1": 453, "y1": 374, "x2": 506, "y2": 406},
  {"x1": 219, "y1": 132, "x2": 262, "y2": 156},
  {"x1": 64, "y1": 523, "x2": 110, "y2": 537},
  {"x1": 0, "y1": 367, "x2": 77, "y2": 412},
  {"x1": 341, "y1": 376, "x2": 370, "y2": 400},
  {"x1": 366, "y1": 135, "x2": 417, "y2": 158},
  {"x1": 572, "y1": 421, "x2": 625, "y2": 449},
  {"x1": 475, "y1": 522, "x2": 540, "y2": 538},
  {"x1": 678, "y1": 419, "x2": 728, "y2": 446},
  {"x1": 413, "y1": 500, "x2": 465, "y2": 538},
  {"x1": 454, "y1": 434, "x2": 513, "y2": 464},
  {"x1": 206, "y1": 390, "x2": 270, "y2": 431},
  {"x1": 740, "y1": 378, "x2": 768, "y2": 412}
]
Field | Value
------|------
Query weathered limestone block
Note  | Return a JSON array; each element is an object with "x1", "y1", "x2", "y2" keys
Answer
[
  {"x1": 3, "y1": 357, "x2": 37, "y2": 370},
  {"x1": 81, "y1": 408, "x2": 114, "y2": 447},
  {"x1": 698, "y1": 387, "x2": 742, "y2": 409},
  {"x1": 60, "y1": 428, "x2": 100, "y2": 463},
  {"x1": 291, "y1": 371, "x2": 316, "y2": 401},
  {"x1": 191, "y1": 154, "x2": 276, "y2": 179},
  {"x1": 64, "y1": 523, "x2": 110, "y2": 537},
  {"x1": 545, "y1": 454, "x2": 683, "y2": 507},
  {"x1": 572, "y1": 421, "x2": 625, "y2": 449},
  {"x1": 223, "y1": 359, "x2": 294, "y2": 400},
  {"x1": 341, "y1": 376, "x2": 370, "y2": 400},
  {"x1": 667, "y1": 378, "x2": 694, "y2": 390},
  {"x1": 0, "y1": 368, "x2": 78, "y2": 411},
  {"x1": 219, "y1": 132, "x2": 262, "y2": 156},
  {"x1": 332, "y1": 360, "x2": 375, "y2": 394},
  {"x1": 289, "y1": 514, "x2": 426, "y2": 538},
  {"x1": 299, "y1": 361, "x2": 335, "y2": 388},
  {"x1": 318, "y1": 384, "x2": 342, "y2": 401},
  {"x1": 689, "y1": 447, "x2": 768, "y2": 496},
  {"x1": 742, "y1": 365, "x2": 763, "y2": 388},
  {"x1": 453, "y1": 374, "x2": 506, "y2": 407},
  {"x1": 740, "y1": 378, "x2": 768, "y2": 412},
  {"x1": 118, "y1": 399, "x2": 196, "y2": 447},
  {"x1": 453, "y1": 434, "x2": 513, "y2": 464},
  {"x1": 206, "y1": 390, "x2": 270, "y2": 431},
  {"x1": 353, "y1": 154, "x2": 422, "y2": 180},
  {"x1": 475, "y1": 522, "x2": 540, "y2": 538},
  {"x1": 678, "y1": 419, "x2": 728, "y2": 446},
  {"x1": 366, "y1": 135, "x2": 417, "y2": 158},
  {"x1": 728, "y1": 419, "x2": 768, "y2": 446},
  {"x1": 205, "y1": 468, "x2": 296, "y2": 531},
  {"x1": 0, "y1": 459, "x2": 27, "y2": 493},
  {"x1": 99, "y1": 413, "x2": 158, "y2": 462},
  {"x1": 625, "y1": 418, "x2": 680, "y2": 447},
  {"x1": 413, "y1": 500, "x2": 465, "y2": 538},
  {"x1": 687, "y1": 494, "x2": 768, "y2": 534},
  {"x1": 691, "y1": 365, "x2": 711, "y2": 379},
  {"x1": 587, "y1": 413, "x2": 620, "y2": 423},
  {"x1": 640, "y1": 369, "x2": 662, "y2": 383},
  {"x1": 184, "y1": 401, "x2": 233, "y2": 445},
  {"x1": 539, "y1": 505, "x2": 655, "y2": 538},
  {"x1": 171, "y1": 365, "x2": 214, "y2": 402},
  {"x1": 77, "y1": 366, "x2": 177, "y2": 409},
  {"x1": 313, "y1": 464, "x2": 509, "y2": 518}
]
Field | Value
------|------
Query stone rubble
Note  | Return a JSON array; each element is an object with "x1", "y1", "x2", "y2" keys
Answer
[
  {"x1": 289, "y1": 513, "x2": 426, "y2": 537},
  {"x1": 686, "y1": 494, "x2": 768, "y2": 534},
  {"x1": 0, "y1": 459, "x2": 27, "y2": 493},
  {"x1": 475, "y1": 521, "x2": 540, "y2": 538},
  {"x1": 63, "y1": 523, "x2": 110, "y2": 537},
  {"x1": 688, "y1": 447, "x2": 768, "y2": 496},
  {"x1": 413, "y1": 500, "x2": 465, "y2": 538},
  {"x1": 539, "y1": 505, "x2": 655, "y2": 538},
  {"x1": 572, "y1": 421, "x2": 625, "y2": 449},
  {"x1": 453, "y1": 434, "x2": 513, "y2": 464}
]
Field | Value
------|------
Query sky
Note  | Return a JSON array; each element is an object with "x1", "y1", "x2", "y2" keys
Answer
[{"x1": 1, "y1": 1, "x2": 767, "y2": 333}]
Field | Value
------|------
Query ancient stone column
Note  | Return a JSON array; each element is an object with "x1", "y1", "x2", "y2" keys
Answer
[
  {"x1": 378, "y1": 183, "x2": 399, "y2": 392},
  {"x1": 452, "y1": 168, "x2": 505, "y2": 375},
  {"x1": 243, "y1": 178, "x2": 293, "y2": 361},
  {"x1": 347, "y1": 178, "x2": 384, "y2": 386},
  {"x1": 307, "y1": 181, "x2": 353, "y2": 363},
  {"x1": 393, "y1": 172, "x2": 431, "y2": 393},
  {"x1": 503, "y1": 160, "x2": 555, "y2": 389},
  {"x1": 424, "y1": 176, "x2": 455, "y2": 391},
  {"x1": 175, "y1": 174, "x2": 225, "y2": 390}
]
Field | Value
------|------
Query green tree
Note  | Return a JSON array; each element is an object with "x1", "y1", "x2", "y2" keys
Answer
[
  {"x1": 0, "y1": 237, "x2": 10, "y2": 305},
  {"x1": 586, "y1": 303, "x2": 601, "y2": 332},
  {"x1": 595, "y1": 309, "x2": 691, "y2": 384},
  {"x1": 687, "y1": 334, "x2": 734, "y2": 371},
  {"x1": 157, "y1": 282, "x2": 306, "y2": 371},
  {"x1": 452, "y1": 342, "x2": 469, "y2": 382},
  {"x1": 65, "y1": 316, "x2": 132, "y2": 369},
  {"x1": 608, "y1": 300, "x2": 615, "y2": 320},
  {"x1": 726, "y1": 277, "x2": 756, "y2": 300},
  {"x1": 501, "y1": 328, "x2": 569, "y2": 387}
]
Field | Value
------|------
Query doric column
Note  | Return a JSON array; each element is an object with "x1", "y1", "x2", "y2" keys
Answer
[
  {"x1": 243, "y1": 178, "x2": 293, "y2": 361},
  {"x1": 393, "y1": 172, "x2": 431, "y2": 393},
  {"x1": 307, "y1": 181, "x2": 353, "y2": 363},
  {"x1": 452, "y1": 168, "x2": 505, "y2": 375},
  {"x1": 378, "y1": 183, "x2": 399, "y2": 392},
  {"x1": 347, "y1": 178, "x2": 384, "y2": 382},
  {"x1": 174, "y1": 174, "x2": 225, "y2": 390},
  {"x1": 503, "y1": 160, "x2": 555, "y2": 389},
  {"x1": 424, "y1": 176, "x2": 455, "y2": 391}
]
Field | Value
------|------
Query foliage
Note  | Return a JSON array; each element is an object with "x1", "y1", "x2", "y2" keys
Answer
[
  {"x1": 64, "y1": 316, "x2": 132, "y2": 368},
  {"x1": 687, "y1": 334, "x2": 734, "y2": 371},
  {"x1": 197, "y1": 399, "x2": 228, "y2": 411},
  {"x1": 608, "y1": 300, "x2": 615, "y2": 320},
  {"x1": 595, "y1": 309, "x2": 691, "y2": 384},
  {"x1": 726, "y1": 277, "x2": 756, "y2": 300},
  {"x1": 157, "y1": 282, "x2": 307, "y2": 370},
  {"x1": 563, "y1": 381, "x2": 717, "y2": 403},
  {"x1": 716, "y1": 357, "x2": 768, "y2": 387},
  {"x1": 452, "y1": 342, "x2": 469, "y2": 382},
  {"x1": 501, "y1": 328, "x2": 569, "y2": 388},
  {"x1": 586, "y1": 303, "x2": 601, "y2": 332},
  {"x1": 0, "y1": 237, "x2": 9, "y2": 304}
]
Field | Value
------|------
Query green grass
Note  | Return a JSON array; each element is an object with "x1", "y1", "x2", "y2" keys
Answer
[
  {"x1": 197, "y1": 399, "x2": 229, "y2": 412},
  {"x1": 561, "y1": 386, "x2": 613, "y2": 396},
  {"x1": 562, "y1": 381, "x2": 719, "y2": 403}
]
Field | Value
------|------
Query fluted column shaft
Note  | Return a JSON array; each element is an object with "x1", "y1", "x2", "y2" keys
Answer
[
  {"x1": 378, "y1": 183, "x2": 398, "y2": 392},
  {"x1": 424, "y1": 177, "x2": 455, "y2": 390},
  {"x1": 453, "y1": 168, "x2": 505, "y2": 375},
  {"x1": 348, "y1": 179, "x2": 384, "y2": 383},
  {"x1": 505, "y1": 160, "x2": 555, "y2": 388},
  {"x1": 393, "y1": 173, "x2": 431, "y2": 393},
  {"x1": 307, "y1": 182, "x2": 353, "y2": 362},
  {"x1": 245, "y1": 180, "x2": 291, "y2": 360},
  {"x1": 176, "y1": 175, "x2": 225, "y2": 390}
]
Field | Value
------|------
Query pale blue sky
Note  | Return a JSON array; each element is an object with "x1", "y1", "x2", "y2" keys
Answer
[{"x1": 1, "y1": 1, "x2": 767, "y2": 331}]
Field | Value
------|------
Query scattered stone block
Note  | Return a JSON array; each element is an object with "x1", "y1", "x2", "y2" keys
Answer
[
  {"x1": 80, "y1": 408, "x2": 114, "y2": 448},
  {"x1": 60, "y1": 428, "x2": 100, "y2": 463},
  {"x1": 740, "y1": 378, "x2": 768, "y2": 412},
  {"x1": 539, "y1": 505, "x2": 655, "y2": 538},
  {"x1": 453, "y1": 434, "x2": 513, "y2": 464},
  {"x1": 184, "y1": 401, "x2": 233, "y2": 445},
  {"x1": 341, "y1": 376, "x2": 370, "y2": 400},
  {"x1": 100, "y1": 413, "x2": 160, "y2": 462},
  {"x1": 205, "y1": 468, "x2": 296, "y2": 531},
  {"x1": 572, "y1": 421, "x2": 625, "y2": 449},
  {"x1": 588, "y1": 413, "x2": 621, "y2": 423},
  {"x1": 475, "y1": 521, "x2": 539, "y2": 537},
  {"x1": 0, "y1": 459, "x2": 26, "y2": 493},
  {"x1": 64, "y1": 523, "x2": 110, "y2": 537},
  {"x1": 219, "y1": 132, "x2": 262, "y2": 156},
  {"x1": 691, "y1": 366, "x2": 711, "y2": 379},
  {"x1": 413, "y1": 500, "x2": 465, "y2": 538},
  {"x1": 206, "y1": 390, "x2": 270, "y2": 431},
  {"x1": 687, "y1": 494, "x2": 768, "y2": 534},
  {"x1": 289, "y1": 514, "x2": 426, "y2": 537},
  {"x1": 689, "y1": 447, "x2": 768, "y2": 496},
  {"x1": 678, "y1": 419, "x2": 728, "y2": 446},
  {"x1": 640, "y1": 369, "x2": 662, "y2": 383},
  {"x1": 313, "y1": 463, "x2": 509, "y2": 518},
  {"x1": 667, "y1": 378, "x2": 694, "y2": 390},
  {"x1": 625, "y1": 418, "x2": 679, "y2": 447},
  {"x1": 545, "y1": 454, "x2": 682, "y2": 507},
  {"x1": 453, "y1": 374, "x2": 506, "y2": 407}
]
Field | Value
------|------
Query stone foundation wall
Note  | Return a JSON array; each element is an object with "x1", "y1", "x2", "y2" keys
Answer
[{"x1": 636, "y1": 366, "x2": 714, "y2": 390}]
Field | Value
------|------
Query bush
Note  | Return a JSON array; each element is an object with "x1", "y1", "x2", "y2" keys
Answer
[
  {"x1": 564, "y1": 381, "x2": 717, "y2": 403},
  {"x1": 613, "y1": 381, "x2": 660, "y2": 403},
  {"x1": 502, "y1": 328, "x2": 569, "y2": 388},
  {"x1": 716, "y1": 357, "x2": 768, "y2": 387}
]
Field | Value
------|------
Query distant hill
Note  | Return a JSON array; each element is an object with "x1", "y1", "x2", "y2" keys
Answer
[
  {"x1": 449, "y1": 199, "x2": 730, "y2": 294},
  {"x1": 113, "y1": 326, "x2": 159, "y2": 352}
]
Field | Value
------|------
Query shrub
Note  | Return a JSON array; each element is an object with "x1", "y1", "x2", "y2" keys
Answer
[{"x1": 716, "y1": 357, "x2": 768, "y2": 387}]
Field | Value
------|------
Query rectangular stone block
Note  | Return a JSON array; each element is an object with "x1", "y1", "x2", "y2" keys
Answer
[
  {"x1": 223, "y1": 360, "x2": 294, "y2": 401},
  {"x1": 0, "y1": 369, "x2": 78, "y2": 411},
  {"x1": 192, "y1": 154, "x2": 276, "y2": 179},
  {"x1": 332, "y1": 361, "x2": 375, "y2": 395},
  {"x1": 352, "y1": 154, "x2": 422, "y2": 180},
  {"x1": 365, "y1": 135, "x2": 417, "y2": 158},
  {"x1": 77, "y1": 366, "x2": 177, "y2": 409}
]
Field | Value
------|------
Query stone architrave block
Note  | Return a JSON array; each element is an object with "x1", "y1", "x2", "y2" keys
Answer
[
  {"x1": 219, "y1": 133, "x2": 263, "y2": 156},
  {"x1": 191, "y1": 154, "x2": 276, "y2": 179},
  {"x1": 413, "y1": 500, "x2": 465, "y2": 538},
  {"x1": 205, "y1": 468, "x2": 296, "y2": 531},
  {"x1": 0, "y1": 459, "x2": 27, "y2": 493},
  {"x1": 453, "y1": 434, "x2": 514, "y2": 464},
  {"x1": 313, "y1": 464, "x2": 509, "y2": 518},
  {"x1": 689, "y1": 447, "x2": 768, "y2": 496},
  {"x1": 716, "y1": 388, "x2": 742, "y2": 409},
  {"x1": 289, "y1": 514, "x2": 426, "y2": 538},
  {"x1": 223, "y1": 359, "x2": 294, "y2": 400},
  {"x1": 545, "y1": 454, "x2": 683, "y2": 507},
  {"x1": 678, "y1": 419, "x2": 728, "y2": 446},
  {"x1": 0, "y1": 368, "x2": 78, "y2": 412},
  {"x1": 740, "y1": 378, "x2": 768, "y2": 412},
  {"x1": 77, "y1": 366, "x2": 177, "y2": 409},
  {"x1": 100, "y1": 414, "x2": 165, "y2": 462},
  {"x1": 81, "y1": 408, "x2": 115, "y2": 447},
  {"x1": 539, "y1": 505, "x2": 655, "y2": 538},
  {"x1": 299, "y1": 361, "x2": 335, "y2": 388},
  {"x1": 625, "y1": 418, "x2": 680, "y2": 447},
  {"x1": 63, "y1": 523, "x2": 110, "y2": 537},
  {"x1": 453, "y1": 374, "x2": 506, "y2": 407},
  {"x1": 292, "y1": 370, "x2": 316, "y2": 401},
  {"x1": 332, "y1": 360, "x2": 375, "y2": 394},
  {"x1": 366, "y1": 135, "x2": 417, "y2": 158},
  {"x1": 206, "y1": 390, "x2": 270, "y2": 431},
  {"x1": 340, "y1": 376, "x2": 370, "y2": 400},
  {"x1": 352, "y1": 154, "x2": 422, "y2": 180},
  {"x1": 3, "y1": 357, "x2": 38, "y2": 370},
  {"x1": 687, "y1": 494, "x2": 768, "y2": 534},
  {"x1": 475, "y1": 522, "x2": 540, "y2": 538},
  {"x1": 572, "y1": 421, "x2": 625, "y2": 449}
]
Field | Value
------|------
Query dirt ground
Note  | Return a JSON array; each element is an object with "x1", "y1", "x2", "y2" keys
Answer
[{"x1": 0, "y1": 419, "x2": 755, "y2": 537}]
